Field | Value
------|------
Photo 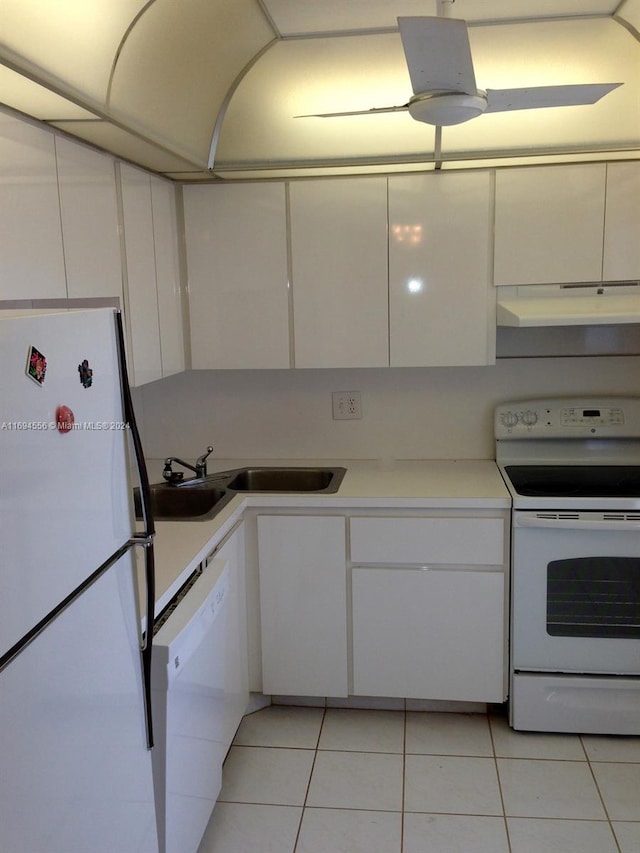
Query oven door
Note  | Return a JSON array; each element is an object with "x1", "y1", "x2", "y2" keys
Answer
[{"x1": 512, "y1": 511, "x2": 640, "y2": 675}]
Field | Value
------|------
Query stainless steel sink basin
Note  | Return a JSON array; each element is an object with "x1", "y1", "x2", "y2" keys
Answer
[
  {"x1": 134, "y1": 481, "x2": 230, "y2": 521},
  {"x1": 134, "y1": 465, "x2": 346, "y2": 521},
  {"x1": 226, "y1": 466, "x2": 345, "y2": 493}
]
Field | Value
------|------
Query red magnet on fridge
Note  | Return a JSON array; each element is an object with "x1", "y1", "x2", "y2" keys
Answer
[
  {"x1": 56, "y1": 405, "x2": 75, "y2": 434},
  {"x1": 26, "y1": 346, "x2": 47, "y2": 385}
]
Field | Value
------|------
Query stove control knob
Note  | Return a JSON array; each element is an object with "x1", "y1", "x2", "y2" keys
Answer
[
  {"x1": 500, "y1": 411, "x2": 519, "y2": 428},
  {"x1": 521, "y1": 409, "x2": 538, "y2": 427}
]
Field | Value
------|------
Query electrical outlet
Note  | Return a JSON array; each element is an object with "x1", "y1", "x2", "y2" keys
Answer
[{"x1": 332, "y1": 391, "x2": 362, "y2": 420}]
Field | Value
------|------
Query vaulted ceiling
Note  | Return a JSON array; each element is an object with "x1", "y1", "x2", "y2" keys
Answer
[{"x1": 0, "y1": 0, "x2": 638, "y2": 180}]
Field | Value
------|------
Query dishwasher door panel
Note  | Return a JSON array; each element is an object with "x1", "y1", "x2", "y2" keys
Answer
[{"x1": 151, "y1": 559, "x2": 229, "y2": 853}]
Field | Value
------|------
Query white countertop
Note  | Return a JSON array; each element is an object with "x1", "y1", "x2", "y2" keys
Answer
[{"x1": 140, "y1": 458, "x2": 510, "y2": 614}]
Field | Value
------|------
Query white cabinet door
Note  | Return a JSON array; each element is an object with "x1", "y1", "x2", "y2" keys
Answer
[
  {"x1": 150, "y1": 177, "x2": 185, "y2": 378},
  {"x1": 208, "y1": 523, "x2": 249, "y2": 752},
  {"x1": 603, "y1": 161, "x2": 640, "y2": 282},
  {"x1": 0, "y1": 113, "x2": 66, "y2": 299},
  {"x1": 119, "y1": 163, "x2": 163, "y2": 386},
  {"x1": 120, "y1": 168, "x2": 185, "y2": 385},
  {"x1": 494, "y1": 164, "x2": 606, "y2": 286},
  {"x1": 389, "y1": 172, "x2": 494, "y2": 366},
  {"x1": 257, "y1": 515, "x2": 348, "y2": 697},
  {"x1": 184, "y1": 183, "x2": 290, "y2": 369},
  {"x1": 352, "y1": 567, "x2": 506, "y2": 702},
  {"x1": 290, "y1": 178, "x2": 389, "y2": 367},
  {"x1": 55, "y1": 136, "x2": 123, "y2": 301}
]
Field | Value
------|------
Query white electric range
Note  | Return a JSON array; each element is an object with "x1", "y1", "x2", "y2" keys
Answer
[{"x1": 495, "y1": 397, "x2": 640, "y2": 734}]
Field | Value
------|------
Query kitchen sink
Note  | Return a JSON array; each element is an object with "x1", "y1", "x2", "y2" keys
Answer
[
  {"x1": 134, "y1": 466, "x2": 346, "y2": 522},
  {"x1": 225, "y1": 466, "x2": 345, "y2": 493},
  {"x1": 134, "y1": 481, "x2": 230, "y2": 521}
]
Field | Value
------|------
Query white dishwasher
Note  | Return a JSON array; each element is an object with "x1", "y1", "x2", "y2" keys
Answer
[{"x1": 151, "y1": 556, "x2": 239, "y2": 853}]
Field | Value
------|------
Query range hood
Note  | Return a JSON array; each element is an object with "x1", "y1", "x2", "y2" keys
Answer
[{"x1": 496, "y1": 283, "x2": 640, "y2": 327}]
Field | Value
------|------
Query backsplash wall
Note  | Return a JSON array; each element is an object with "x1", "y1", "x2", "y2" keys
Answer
[{"x1": 134, "y1": 356, "x2": 640, "y2": 463}]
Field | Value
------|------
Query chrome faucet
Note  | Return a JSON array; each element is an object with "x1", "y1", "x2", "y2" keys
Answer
[{"x1": 163, "y1": 446, "x2": 213, "y2": 483}]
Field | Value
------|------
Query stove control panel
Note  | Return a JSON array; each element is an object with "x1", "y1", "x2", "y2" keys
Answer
[
  {"x1": 495, "y1": 397, "x2": 640, "y2": 440},
  {"x1": 560, "y1": 407, "x2": 624, "y2": 427}
]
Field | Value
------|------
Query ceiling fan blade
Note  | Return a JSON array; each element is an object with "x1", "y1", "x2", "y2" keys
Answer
[
  {"x1": 485, "y1": 83, "x2": 622, "y2": 113},
  {"x1": 295, "y1": 105, "x2": 409, "y2": 119},
  {"x1": 398, "y1": 17, "x2": 477, "y2": 96}
]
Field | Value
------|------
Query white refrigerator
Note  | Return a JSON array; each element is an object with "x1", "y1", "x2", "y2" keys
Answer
[{"x1": 0, "y1": 308, "x2": 158, "y2": 852}]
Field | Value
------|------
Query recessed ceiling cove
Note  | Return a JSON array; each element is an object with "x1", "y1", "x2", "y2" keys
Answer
[{"x1": 0, "y1": 0, "x2": 637, "y2": 179}]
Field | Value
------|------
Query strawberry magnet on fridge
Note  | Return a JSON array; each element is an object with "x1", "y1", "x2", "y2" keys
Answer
[{"x1": 56, "y1": 405, "x2": 75, "y2": 434}]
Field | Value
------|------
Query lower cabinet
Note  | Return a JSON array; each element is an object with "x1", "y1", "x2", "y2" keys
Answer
[
  {"x1": 254, "y1": 510, "x2": 507, "y2": 703},
  {"x1": 257, "y1": 515, "x2": 348, "y2": 697},
  {"x1": 349, "y1": 514, "x2": 508, "y2": 703},
  {"x1": 352, "y1": 567, "x2": 505, "y2": 702}
]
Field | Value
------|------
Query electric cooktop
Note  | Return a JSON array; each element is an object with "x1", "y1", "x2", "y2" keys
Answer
[
  {"x1": 495, "y1": 397, "x2": 640, "y2": 510},
  {"x1": 504, "y1": 465, "x2": 640, "y2": 498}
]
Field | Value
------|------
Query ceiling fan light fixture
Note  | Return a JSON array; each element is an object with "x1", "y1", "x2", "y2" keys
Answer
[{"x1": 408, "y1": 91, "x2": 488, "y2": 126}]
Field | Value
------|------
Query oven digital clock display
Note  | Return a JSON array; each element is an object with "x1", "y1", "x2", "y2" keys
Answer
[{"x1": 560, "y1": 407, "x2": 624, "y2": 426}]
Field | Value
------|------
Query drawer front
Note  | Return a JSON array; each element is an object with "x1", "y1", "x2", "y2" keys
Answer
[{"x1": 350, "y1": 517, "x2": 504, "y2": 565}]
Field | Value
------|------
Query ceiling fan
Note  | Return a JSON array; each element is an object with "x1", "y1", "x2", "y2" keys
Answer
[{"x1": 299, "y1": 16, "x2": 622, "y2": 127}]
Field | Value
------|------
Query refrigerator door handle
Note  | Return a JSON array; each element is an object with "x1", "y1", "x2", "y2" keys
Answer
[
  {"x1": 0, "y1": 539, "x2": 141, "y2": 677},
  {"x1": 114, "y1": 311, "x2": 156, "y2": 540},
  {"x1": 131, "y1": 537, "x2": 156, "y2": 749},
  {"x1": 114, "y1": 311, "x2": 156, "y2": 750}
]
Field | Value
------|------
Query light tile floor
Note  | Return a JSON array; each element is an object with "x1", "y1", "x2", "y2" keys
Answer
[{"x1": 198, "y1": 705, "x2": 640, "y2": 853}]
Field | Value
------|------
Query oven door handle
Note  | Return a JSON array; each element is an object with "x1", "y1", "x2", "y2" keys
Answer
[{"x1": 515, "y1": 514, "x2": 640, "y2": 531}]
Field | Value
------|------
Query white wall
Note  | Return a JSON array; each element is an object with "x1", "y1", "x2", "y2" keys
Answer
[{"x1": 134, "y1": 355, "x2": 640, "y2": 463}]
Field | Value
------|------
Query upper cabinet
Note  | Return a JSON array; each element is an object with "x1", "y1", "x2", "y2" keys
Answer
[
  {"x1": 184, "y1": 173, "x2": 496, "y2": 371},
  {"x1": 183, "y1": 183, "x2": 290, "y2": 369},
  {"x1": 3, "y1": 99, "x2": 636, "y2": 370},
  {"x1": 289, "y1": 178, "x2": 388, "y2": 368},
  {"x1": 0, "y1": 111, "x2": 185, "y2": 386},
  {"x1": 602, "y1": 162, "x2": 640, "y2": 282},
  {"x1": 0, "y1": 114, "x2": 66, "y2": 299},
  {"x1": 494, "y1": 162, "x2": 640, "y2": 287},
  {"x1": 494, "y1": 164, "x2": 605, "y2": 286},
  {"x1": 119, "y1": 164, "x2": 163, "y2": 386},
  {"x1": 389, "y1": 172, "x2": 495, "y2": 367},
  {"x1": 55, "y1": 136, "x2": 122, "y2": 302},
  {"x1": 119, "y1": 164, "x2": 184, "y2": 386},
  {"x1": 150, "y1": 176, "x2": 185, "y2": 379}
]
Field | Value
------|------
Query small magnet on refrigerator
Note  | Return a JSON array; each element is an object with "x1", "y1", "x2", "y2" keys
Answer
[
  {"x1": 56, "y1": 405, "x2": 75, "y2": 434},
  {"x1": 78, "y1": 359, "x2": 93, "y2": 389},
  {"x1": 26, "y1": 346, "x2": 47, "y2": 385}
]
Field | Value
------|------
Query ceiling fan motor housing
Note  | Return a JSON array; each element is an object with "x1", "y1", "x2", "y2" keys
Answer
[{"x1": 408, "y1": 91, "x2": 488, "y2": 125}]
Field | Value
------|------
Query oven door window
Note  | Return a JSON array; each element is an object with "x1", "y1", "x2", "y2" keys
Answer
[{"x1": 547, "y1": 557, "x2": 640, "y2": 639}]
